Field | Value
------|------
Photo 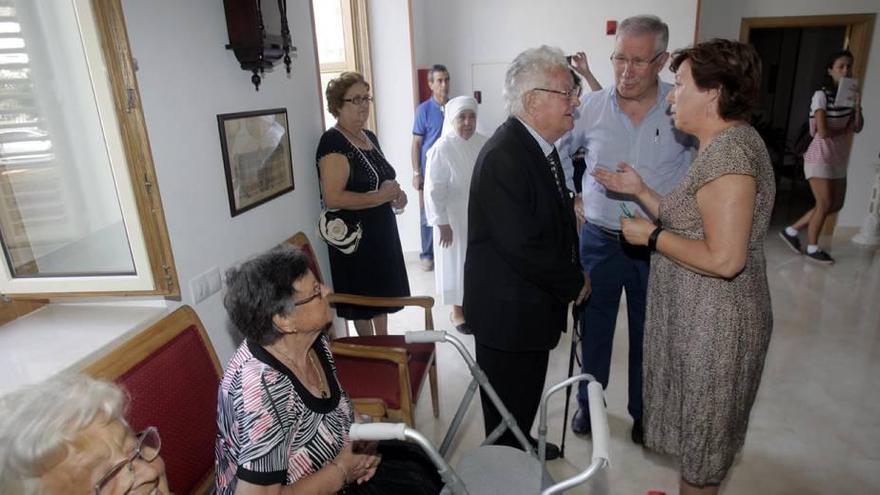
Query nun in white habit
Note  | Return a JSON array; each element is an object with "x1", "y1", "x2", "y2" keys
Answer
[{"x1": 425, "y1": 95, "x2": 487, "y2": 331}]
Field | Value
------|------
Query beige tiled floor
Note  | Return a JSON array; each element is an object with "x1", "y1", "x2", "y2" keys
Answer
[{"x1": 383, "y1": 232, "x2": 880, "y2": 494}]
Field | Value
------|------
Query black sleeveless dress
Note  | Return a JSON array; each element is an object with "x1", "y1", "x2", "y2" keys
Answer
[{"x1": 315, "y1": 128, "x2": 410, "y2": 319}]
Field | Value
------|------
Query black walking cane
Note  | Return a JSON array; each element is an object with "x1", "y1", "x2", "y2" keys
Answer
[{"x1": 559, "y1": 301, "x2": 585, "y2": 458}]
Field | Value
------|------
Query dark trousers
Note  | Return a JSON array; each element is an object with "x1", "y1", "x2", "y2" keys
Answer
[
  {"x1": 476, "y1": 342, "x2": 549, "y2": 448},
  {"x1": 577, "y1": 222, "x2": 649, "y2": 421}
]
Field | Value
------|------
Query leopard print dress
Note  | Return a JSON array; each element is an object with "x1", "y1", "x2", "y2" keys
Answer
[{"x1": 643, "y1": 125, "x2": 775, "y2": 486}]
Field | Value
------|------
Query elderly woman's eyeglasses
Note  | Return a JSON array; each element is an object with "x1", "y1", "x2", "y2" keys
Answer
[
  {"x1": 94, "y1": 427, "x2": 161, "y2": 495},
  {"x1": 293, "y1": 282, "x2": 324, "y2": 306},
  {"x1": 343, "y1": 95, "x2": 373, "y2": 106},
  {"x1": 610, "y1": 51, "x2": 664, "y2": 70},
  {"x1": 533, "y1": 86, "x2": 582, "y2": 99}
]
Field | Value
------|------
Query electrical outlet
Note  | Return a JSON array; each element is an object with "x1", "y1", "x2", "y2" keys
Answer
[
  {"x1": 189, "y1": 274, "x2": 207, "y2": 304},
  {"x1": 189, "y1": 267, "x2": 222, "y2": 304},
  {"x1": 206, "y1": 267, "x2": 222, "y2": 295}
]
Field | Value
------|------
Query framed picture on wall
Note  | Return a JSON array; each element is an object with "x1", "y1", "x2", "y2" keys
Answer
[{"x1": 217, "y1": 108, "x2": 294, "y2": 216}]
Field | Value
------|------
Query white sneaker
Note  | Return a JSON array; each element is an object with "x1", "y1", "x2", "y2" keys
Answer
[{"x1": 419, "y1": 258, "x2": 434, "y2": 271}]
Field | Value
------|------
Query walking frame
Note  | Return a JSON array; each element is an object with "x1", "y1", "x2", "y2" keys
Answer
[{"x1": 349, "y1": 330, "x2": 609, "y2": 495}]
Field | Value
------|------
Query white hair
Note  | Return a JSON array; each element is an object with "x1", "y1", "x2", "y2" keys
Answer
[
  {"x1": 0, "y1": 375, "x2": 127, "y2": 495},
  {"x1": 503, "y1": 45, "x2": 569, "y2": 118},
  {"x1": 617, "y1": 15, "x2": 669, "y2": 54}
]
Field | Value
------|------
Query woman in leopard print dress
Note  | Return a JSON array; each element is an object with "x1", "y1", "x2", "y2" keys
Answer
[{"x1": 594, "y1": 39, "x2": 774, "y2": 494}]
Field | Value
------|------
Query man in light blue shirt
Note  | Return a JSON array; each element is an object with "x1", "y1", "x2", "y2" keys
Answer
[
  {"x1": 412, "y1": 64, "x2": 450, "y2": 271},
  {"x1": 559, "y1": 15, "x2": 694, "y2": 445}
]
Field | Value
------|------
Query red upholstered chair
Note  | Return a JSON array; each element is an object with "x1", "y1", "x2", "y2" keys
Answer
[
  {"x1": 285, "y1": 232, "x2": 439, "y2": 427},
  {"x1": 83, "y1": 306, "x2": 221, "y2": 495}
]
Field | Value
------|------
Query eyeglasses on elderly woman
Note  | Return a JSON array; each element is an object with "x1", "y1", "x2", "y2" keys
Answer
[
  {"x1": 343, "y1": 95, "x2": 373, "y2": 106},
  {"x1": 94, "y1": 427, "x2": 162, "y2": 495},
  {"x1": 293, "y1": 281, "x2": 325, "y2": 306}
]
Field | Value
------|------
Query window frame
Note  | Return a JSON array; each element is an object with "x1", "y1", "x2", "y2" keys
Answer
[
  {"x1": 312, "y1": 0, "x2": 375, "y2": 131},
  {"x1": 0, "y1": 0, "x2": 179, "y2": 299}
]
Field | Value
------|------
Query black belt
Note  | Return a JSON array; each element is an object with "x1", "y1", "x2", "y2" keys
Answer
[{"x1": 596, "y1": 225, "x2": 624, "y2": 242}]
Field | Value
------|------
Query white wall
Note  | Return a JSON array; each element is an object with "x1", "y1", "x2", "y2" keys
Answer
[
  {"x1": 121, "y1": 0, "x2": 329, "y2": 363},
  {"x1": 698, "y1": 0, "x2": 879, "y2": 229},
  {"x1": 406, "y1": 0, "x2": 698, "y2": 243},
  {"x1": 367, "y1": 0, "x2": 420, "y2": 252},
  {"x1": 411, "y1": 0, "x2": 698, "y2": 109}
]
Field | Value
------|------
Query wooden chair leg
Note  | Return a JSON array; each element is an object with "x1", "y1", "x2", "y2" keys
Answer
[
  {"x1": 429, "y1": 360, "x2": 439, "y2": 418},
  {"x1": 402, "y1": 406, "x2": 415, "y2": 427}
]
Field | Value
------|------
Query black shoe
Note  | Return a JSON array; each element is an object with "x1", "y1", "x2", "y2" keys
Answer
[
  {"x1": 455, "y1": 323, "x2": 473, "y2": 335},
  {"x1": 779, "y1": 230, "x2": 802, "y2": 254},
  {"x1": 529, "y1": 438, "x2": 561, "y2": 460},
  {"x1": 806, "y1": 249, "x2": 835, "y2": 265},
  {"x1": 571, "y1": 407, "x2": 591, "y2": 435},
  {"x1": 631, "y1": 419, "x2": 644, "y2": 445}
]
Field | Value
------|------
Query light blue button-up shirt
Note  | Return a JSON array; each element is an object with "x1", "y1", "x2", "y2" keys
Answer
[{"x1": 559, "y1": 82, "x2": 695, "y2": 230}]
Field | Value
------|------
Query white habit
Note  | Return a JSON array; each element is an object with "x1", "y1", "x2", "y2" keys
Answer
[{"x1": 425, "y1": 96, "x2": 487, "y2": 306}]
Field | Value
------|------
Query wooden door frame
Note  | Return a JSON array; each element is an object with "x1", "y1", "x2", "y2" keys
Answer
[{"x1": 740, "y1": 13, "x2": 875, "y2": 236}]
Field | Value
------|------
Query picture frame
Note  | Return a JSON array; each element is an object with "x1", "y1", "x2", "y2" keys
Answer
[{"x1": 217, "y1": 108, "x2": 294, "y2": 216}]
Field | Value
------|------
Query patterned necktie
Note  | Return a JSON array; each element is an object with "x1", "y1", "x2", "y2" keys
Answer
[
  {"x1": 548, "y1": 147, "x2": 577, "y2": 263},
  {"x1": 547, "y1": 147, "x2": 567, "y2": 201}
]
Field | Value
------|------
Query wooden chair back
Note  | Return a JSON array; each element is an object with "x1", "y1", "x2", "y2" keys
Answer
[
  {"x1": 282, "y1": 232, "x2": 439, "y2": 426},
  {"x1": 83, "y1": 306, "x2": 222, "y2": 495}
]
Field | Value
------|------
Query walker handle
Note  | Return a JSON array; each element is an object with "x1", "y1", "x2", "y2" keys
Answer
[
  {"x1": 349, "y1": 423, "x2": 407, "y2": 441},
  {"x1": 587, "y1": 381, "x2": 610, "y2": 463},
  {"x1": 540, "y1": 376, "x2": 610, "y2": 495},
  {"x1": 404, "y1": 330, "x2": 447, "y2": 344}
]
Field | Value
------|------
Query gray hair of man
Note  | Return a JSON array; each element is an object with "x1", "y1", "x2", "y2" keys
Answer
[
  {"x1": 0, "y1": 375, "x2": 127, "y2": 495},
  {"x1": 503, "y1": 45, "x2": 570, "y2": 118},
  {"x1": 617, "y1": 14, "x2": 669, "y2": 54},
  {"x1": 428, "y1": 64, "x2": 448, "y2": 82}
]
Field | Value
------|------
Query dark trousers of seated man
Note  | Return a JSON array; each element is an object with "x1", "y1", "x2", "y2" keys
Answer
[
  {"x1": 476, "y1": 342, "x2": 549, "y2": 449},
  {"x1": 577, "y1": 222, "x2": 649, "y2": 424}
]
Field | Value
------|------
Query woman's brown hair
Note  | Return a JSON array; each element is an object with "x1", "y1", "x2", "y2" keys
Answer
[
  {"x1": 670, "y1": 39, "x2": 762, "y2": 121},
  {"x1": 325, "y1": 71, "x2": 370, "y2": 118}
]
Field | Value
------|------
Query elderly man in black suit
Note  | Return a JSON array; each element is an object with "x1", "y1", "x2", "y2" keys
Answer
[{"x1": 463, "y1": 45, "x2": 591, "y2": 460}]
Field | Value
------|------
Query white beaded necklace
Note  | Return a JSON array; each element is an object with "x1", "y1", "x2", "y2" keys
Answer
[{"x1": 333, "y1": 124, "x2": 381, "y2": 190}]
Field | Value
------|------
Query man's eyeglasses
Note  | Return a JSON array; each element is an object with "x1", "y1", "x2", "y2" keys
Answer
[
  {"x1": 343, "y1": 95, "x2": 373, "y2": 106},
  {"x1": 94, "y1": 427, "x2": 161, "y2": 495},
  {"x1": 532, "y1": 86, "x2": 582, "y2": 99},
  {"x1": 294, "y1": 282, "x2": 324, "y2": 306},
  {"x1": 610, "y1": 51, "x2": 664, "y2": 70}
]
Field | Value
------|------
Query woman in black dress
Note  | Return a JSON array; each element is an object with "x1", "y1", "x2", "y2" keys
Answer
[{"x1": 316, "y1": 72, "x2": 410, "y2": 336}]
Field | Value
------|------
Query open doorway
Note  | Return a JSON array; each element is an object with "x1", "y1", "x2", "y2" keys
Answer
[
  {"x1": 740, "y1": 13, "x2": 875, "y2": 231},
  {"x1": 749, "y1": 26, "x2": 847, "y2": 223}
]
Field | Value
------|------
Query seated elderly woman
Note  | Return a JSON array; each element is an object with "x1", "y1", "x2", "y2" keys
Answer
[
  {"x1": 0, "y1": 375, "x2": 169, "y2": 495},
  {"x1": 216, "y1": 244, "x2": 440, "y2": 494}
]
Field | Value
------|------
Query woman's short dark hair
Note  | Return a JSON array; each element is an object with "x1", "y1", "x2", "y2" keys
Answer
[
  {"x1": 326, "y1": 71, "x2": 369, "y2": 118},
  {"x1": 821, "y1": 49, "x2": 853, "y2": 91},
  {"x1": 670, "y1": 39, "x2": 762, "y2": 121},
  {"x1": 223, "y1": 245, "x2": 310, "y2": 345}
]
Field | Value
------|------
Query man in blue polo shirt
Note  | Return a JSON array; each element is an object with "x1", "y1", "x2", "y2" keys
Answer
[
  {"x1": 411, "y1": 64, "x2": 450, "y2": 271},
  {"x1": 559, "y1": 15, "x2": 694, "y2": 445}
]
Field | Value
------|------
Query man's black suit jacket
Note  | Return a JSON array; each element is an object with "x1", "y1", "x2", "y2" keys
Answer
[{"x1": 463, "y1": 117, "x2": 583, "y2": 352}]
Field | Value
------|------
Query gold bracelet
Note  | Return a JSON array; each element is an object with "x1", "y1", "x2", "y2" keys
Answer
[{"x1": 329, "y1": 459, "x2": 348, "y2": 487}]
